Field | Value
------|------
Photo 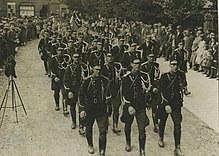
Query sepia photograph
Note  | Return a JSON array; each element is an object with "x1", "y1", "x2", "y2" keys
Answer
[{"x1": 0, "y1": 0, "x2": 218, "y2": 155}]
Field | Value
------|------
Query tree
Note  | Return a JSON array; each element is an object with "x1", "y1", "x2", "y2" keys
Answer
[{"x1": 153, "y1": 0, "x2": 206, "y2": 25}]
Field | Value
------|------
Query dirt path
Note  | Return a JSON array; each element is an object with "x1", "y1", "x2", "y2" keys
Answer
[{"x1": 0, "y1": 40, "x2": 219, "y2": 156}]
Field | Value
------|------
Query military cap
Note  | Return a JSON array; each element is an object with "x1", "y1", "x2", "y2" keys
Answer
[
  {"x1": 176, "y1": 25, "x2": 181, "y2": 29},
  {"x1": 57, "y1": 47, "x2": 64, "y2": 51},
  {"x1": 169, "y1": 57, "x2": 178, "y2": 65},
  {"x1": 57, "y1": 36, "x2": 62, "y2": 40},
  {"x1": 178, "y1": 41, "x2": 184, "y2": 45},
  {"x1": 199, "y1": 33, "x2": 204, "y2": 37},
  {"x1": 147, "y1": 53, "x2": 154, "y2": 57},
  {"x1": 131, "y1": 43, "x2": 137, "y2": 47},
  {"x1": 197, "y1": 27, "x2": 203, "y2": 31},
  {"x1": 92, "y1": 39, "x2": 98, "y2": 42},
  {"x1": 132, "y1": 58, "x2": 141, "y2": 64},
  {"x1": 97, "y1": 42, "x2": 102, "y2": 45},
  {"x1": 72, "y1": 53, "x2": 80, "y2": 57},
  {"x1": 68, "y1": 39, "x2": 73, "y2": 43},
  {"x1": 106, "y1": 53, "x2": 113, "y2": 57}
]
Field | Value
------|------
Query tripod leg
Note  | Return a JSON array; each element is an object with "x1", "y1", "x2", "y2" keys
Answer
[
  {"x1": 11, "y1": 79, "x2": 15, "y2": 110},
  {"x1": 13, "y1": 80, "x2": 27, "y2": 115},
  {"x1": 0, "y1": 89, "x2": 9, "y2": 128},
  {"x1": 12, "y1": 81, "x2": 19, "y2": 123},
  {"x1": 0, "y1": 89, "x2": 9, "y2": 112}
]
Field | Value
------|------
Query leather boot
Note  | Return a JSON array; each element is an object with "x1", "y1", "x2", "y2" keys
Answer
[
  {"x1": 158, "y1": 137, "x2": 164, "y2": 148},
  {"x1": 184, "y1": 87, "x2": 191, "y2": 96},
  {"x1": 125, "y1": 127, "x2": 131, "y2": 152},
  {"x1": 139, "y1": 136, "x2": 146, "y2": 156},
  {"x1": 174, "y1": 145, "x2": 184, "y2": 156},
  {"x1": 99, "y1": 138, "x2": 106, "y2": 156}
]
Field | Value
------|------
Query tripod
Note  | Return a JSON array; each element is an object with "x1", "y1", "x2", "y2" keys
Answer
[{"x1": 0, "y1": 76, "x2": 27, "y2": 128}]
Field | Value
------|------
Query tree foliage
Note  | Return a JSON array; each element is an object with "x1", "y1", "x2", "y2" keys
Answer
[
  {"x1": 64, "y1": 0, "x2": 206, "y2": 25},
  {"x1": 153, "y1": 0, "x2": 206, "y2": 25}
]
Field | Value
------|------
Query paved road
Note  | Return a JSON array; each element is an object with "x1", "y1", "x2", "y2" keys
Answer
[{"x1": 0, "y1": 40, "x2": 219, "y2": 156}]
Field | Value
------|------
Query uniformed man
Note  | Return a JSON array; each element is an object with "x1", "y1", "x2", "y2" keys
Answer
[
  {"x1": 157, "y1": 58, "x2": 185, "y2": 156},
  {"x1": 50, "y1": 47, "x2": 70, "y2": 111},
  {"x1": 172, "y1": 42, "x2": 191, "y2": 96},
  {"x1": 64, "y1": 53, "x2": 89, "y2": 130},
  {"x1": 73, "y1": 33, "x2": 88, "y2": 63},
  {"x1": 111, "y1": 38, "x2": 129, "y2": 62},
  {"x1": 138, "y1": 35, "x2": 155, "y2": 62},
  {"x1": 38, "y1": 32, "x2": 49, "y2": 75},
  {"x1": 121, "y1": 43, "x2": 142, "y2": 71},
  {"x1": 79, "y1": 61, "x2": 111, "y2": 156},
  {"x1": 121, "y1": 58, "x2": 151, "y2": 156},
  {"x1": 47, "y1": 34, "x2": 58, "y2": 77},
  {"x1": 89, "y1": 41, "x2": 106, "y2": 69},
  {"x1": 102, "y1": 53, "x2": 124, "y2": 133},
  {"x1": 141, "y1": 53, "x2": 161, "y2": 133}
]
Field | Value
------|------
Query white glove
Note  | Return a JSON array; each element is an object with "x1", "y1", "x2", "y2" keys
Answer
[
  {"x1": 153, "y1": 87, "x2": 159, "y2": 93},
  {"x1": 128, "y1": 106, "x2": 136, "y2": 116},
  {"x1": 68, "y1": 92, "x2": 74, "y2": 99},
  {"x1": 165, "y1": 105, "x2": 172, "y2": 114},
  {"x1": 80, "y1": 111, "x2": 86, "y2": 119},
  {"x1": 54, "y1": 77, "x2": 60, "y2": 82}
]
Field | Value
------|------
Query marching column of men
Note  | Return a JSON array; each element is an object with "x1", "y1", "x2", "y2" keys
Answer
[{"x1": 37, "y1": 21, "x2": 191, "y2": 156}]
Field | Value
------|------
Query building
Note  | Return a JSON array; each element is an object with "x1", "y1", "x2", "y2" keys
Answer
[
  {"x1": 0, "y1": 0, "x2": 69, "y2": 18},
  {"x1": 0, "y1": 0, "x2": 7, "y2": 17}
]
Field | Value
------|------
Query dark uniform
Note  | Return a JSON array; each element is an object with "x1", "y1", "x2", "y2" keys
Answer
[
  {"x1": 102, "y1": 53, "x2": 124, "y2": 133},
  {"x1": 121, "y1": 59, "x2": 150, "y2": 156},
  {"x1": 38, "y1": 33, "x2": 49, "y2": 74},
  {"x1": 138, "y1": 36, "x2": 155, "y2": 62},
  {"x1": 121, "y1": 43, "x2": 141, "y2": 70},
  {"x1": 172, "y1": 42, "x2": 191, "y2": 96},
  {"x1": 73, "y1": 38, "x2": 88, "y2": 63},
  {"x1": 111, "y1": 38, "x2": 129, "y2": 62},
  {"x1": 50, "y1": 48, "x2": 71, "y2": 111},
  {"x1": 157, "y1": 59, "x2": 185, "y2": 156},
  {"x1": 64, "y1": 53, "x2": 89, "y2": 130},
  {"x1": 89, "y1": 42, "x2": 106, "y2": 69},
  {"x1": 141, "y1": 54, "x2": 161, "y2": 133},
  {"x1": 79, "y1": 65, "x2": 110, "y2": 156}
]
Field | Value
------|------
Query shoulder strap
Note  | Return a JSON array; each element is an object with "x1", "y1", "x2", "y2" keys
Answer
[{"x1": 166, "y1": 73, "x2": 177, "y2": 89}]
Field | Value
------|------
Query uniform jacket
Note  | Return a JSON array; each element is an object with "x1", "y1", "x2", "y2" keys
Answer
[
  {"x1": 79, "y1": 75, "x2": 110, "y2": 117},
  {"x1": 122, "y1": 71, "x2": 151, "y2": 111},
  {"x1": 159, "y1": 71, "x2": 184, "y2": 110}
]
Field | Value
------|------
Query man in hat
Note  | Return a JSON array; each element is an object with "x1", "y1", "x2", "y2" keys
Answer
[
  {"x1": 157, "y1": 58, "x2": 185, "y2": 156},
  {"x1": 111, "y1": 38, "x2": 129, "y2": 62},
  {"x1": 79, "y1": 61, "x2": 111, "y2": 156},
  {"x1": 50, "y1": 47, "x2": 70, "y2": 111},
  {"x1": 172, "y1": 41, "x2": 191, "y2": 95},
  {"x1": 38, "y1": 32, "x2": 50, "y2": 75},
  {"x1": 138, "y1": 35, "x2": 155, "y2": 62},
  {"x1": 87, "y1": 38, "x2": 98, "y2": 63},
  {"x1": 64, "y1": 53, "x2": 89, "y2": 130},
  {"x1": 62, "y1": 30, "x2": 72, "y2": 44},
  {"x1": 0, "y1": 30, "x2": 10, "y2": 72},
  {"x1": 6, "y1": 24, "x2": 17, "y2": 56},
  {"x1": 121, "y1": 58, "x2": 151, "y2": 156},
  {"x1": 175, "y1": 25, "x2": 184, "y2": 47},
  {"x1": 89, "y1": 41, "x2": 106, "y2": 68},
  {"x1": 121, "y1": 43, "x2": 142, "y2": 71},
  {"x1": 74, "y1": 33, "x2": 88, "y2": 63},
  {"x1": 102, "y1": 52, "x2": 124, "y2": 133},
  {"x1": 141, "y1": 53, "x2": 161, "y2": 133}
]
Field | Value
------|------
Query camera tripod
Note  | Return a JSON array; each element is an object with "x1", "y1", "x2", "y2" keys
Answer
[{"x1": 0, "y1": 76, "x2": 27, "y2": 128}]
